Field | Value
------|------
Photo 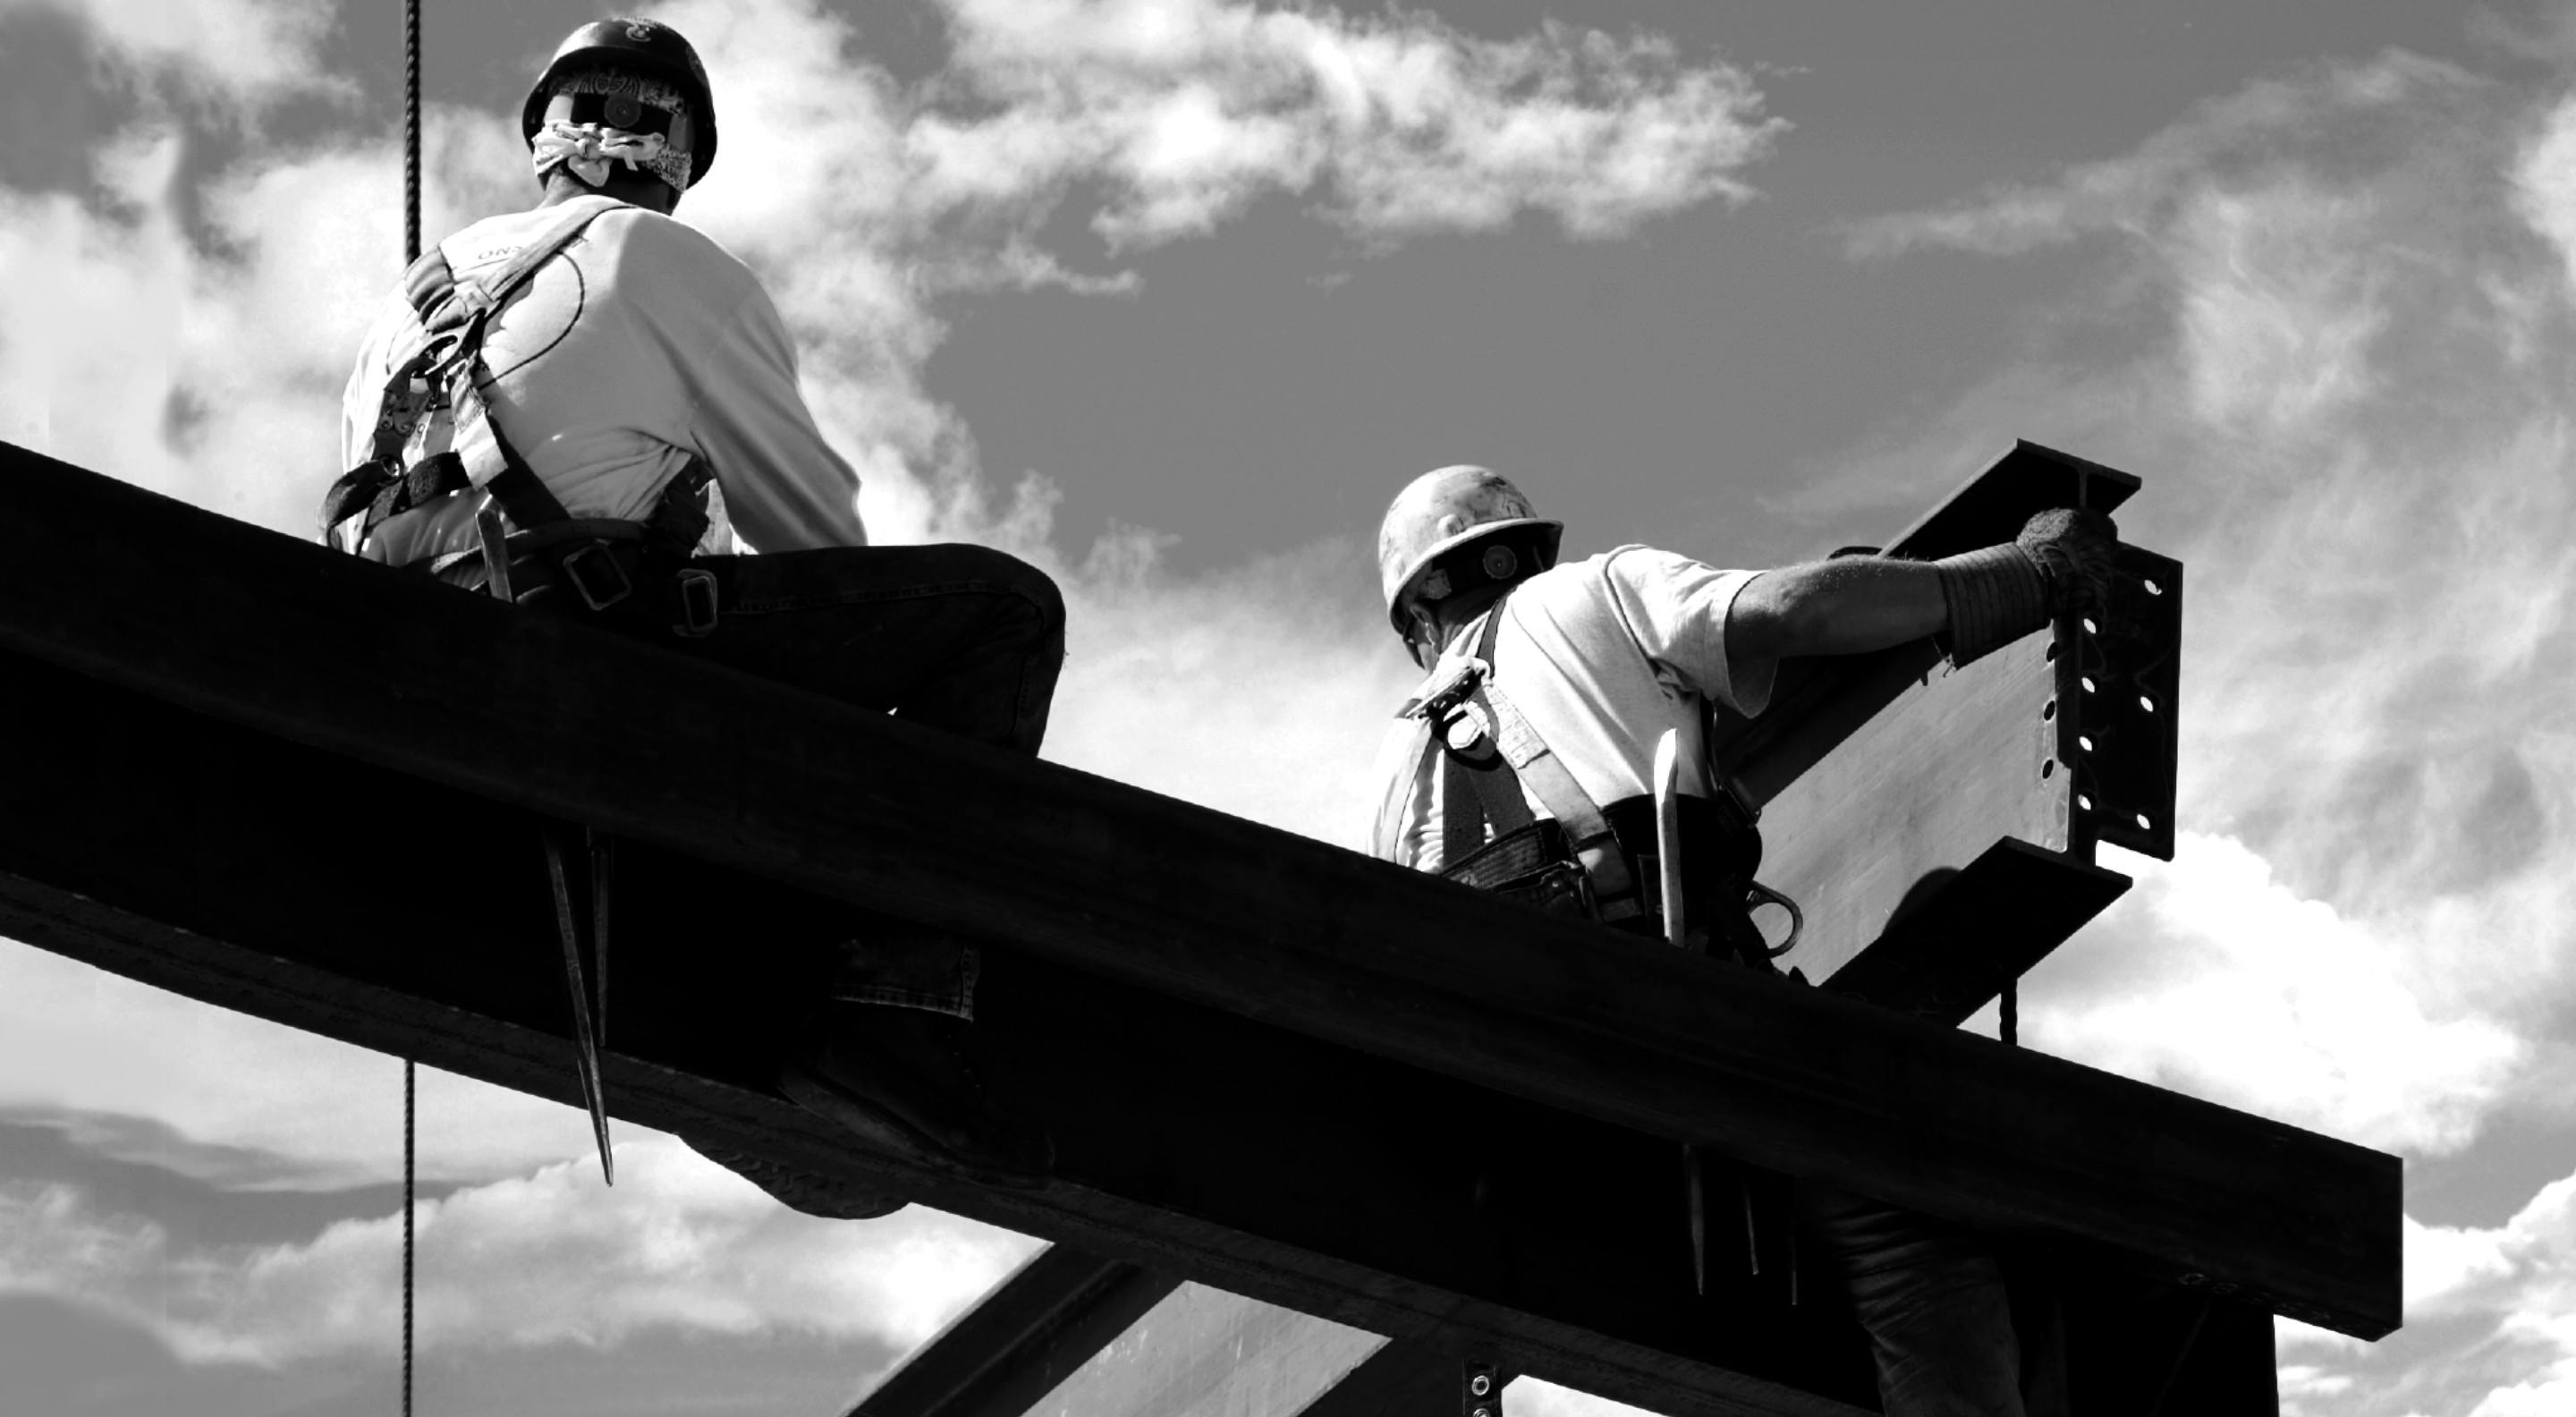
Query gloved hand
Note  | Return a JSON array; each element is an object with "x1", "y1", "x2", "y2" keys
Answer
[
  {"x1": 1932, "y1": 506, "x2": 2123, "y2": 667},
  {"x1": 2015, "y1": 508, "x2": 2122, "y2": 618}
]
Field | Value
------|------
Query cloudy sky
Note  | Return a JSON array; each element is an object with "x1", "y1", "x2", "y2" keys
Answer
[{"x1": 6, "y1": 0, "x2": 2576, "y2": 1412}]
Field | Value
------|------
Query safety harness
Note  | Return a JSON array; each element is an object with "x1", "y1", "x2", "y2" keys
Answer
[
  {"x1": 318, "y1": 194, "x2": 718, "y2": 632},
  {"x1": 1389, "y1": 592, "x2": 1787, "y2": 967}
]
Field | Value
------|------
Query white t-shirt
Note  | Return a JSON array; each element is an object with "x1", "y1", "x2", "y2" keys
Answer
[
  {"x1": 1371, "y1": 546, "x2": 1779, "y2": 870},
  {"x1": 339, "y1": 200, "x2": 867, "y2": 564}
]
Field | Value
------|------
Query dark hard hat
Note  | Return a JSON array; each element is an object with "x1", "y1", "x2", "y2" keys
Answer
[{"x1": 521, "y1": 17, "x2": 718, "y2": 185}]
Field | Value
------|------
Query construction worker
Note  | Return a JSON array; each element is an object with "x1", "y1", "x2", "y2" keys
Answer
[
  {"x1": 1366, "y1": 464, "x2": 2118, "y2": 1417},
  {"x1": 329, "y1": 18, "x2": 1058, "y2": 1210}
]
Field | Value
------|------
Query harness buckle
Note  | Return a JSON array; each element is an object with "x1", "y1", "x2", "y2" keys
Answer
[
  {"x1": 1413, "y1": 657, "x2": 1489, "y2": 723},
  {"x1": 560, "y1": 541, "x2": 633, "y2": 611},
  {"x1": 672, "y1": 568, "x2": 720, "y2": 637}
]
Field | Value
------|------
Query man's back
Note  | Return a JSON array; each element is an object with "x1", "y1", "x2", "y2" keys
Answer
[
  {"x1": 1375, "y1": 544, "x2": 1778, "y2": 870},
  {"x1": 339, "y1": 202, "x2": 866, "y2": 565}
]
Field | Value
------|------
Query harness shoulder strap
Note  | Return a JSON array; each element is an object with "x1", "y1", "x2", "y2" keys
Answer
[
  {"x1": 420, "y1": 195, "x2": 623, "y2": 335},
  {"x1": 326, "y1": 199, "x2": 629, "y2": 548}
]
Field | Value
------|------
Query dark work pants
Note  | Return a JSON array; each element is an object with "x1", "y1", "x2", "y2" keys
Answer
[
  {"x1": 678, "y1": 544, "x2": 1064, "y2": 1017},
  {"x1": 470, "y1": 540, "x2": 1067, "y2": 1017},
  {"x1": 674, "y1": 544, "x2": 1064, "y2": 758},
  {"x1": 1799, "y1": 1184, "x2": 2027, "y2": 1416}
]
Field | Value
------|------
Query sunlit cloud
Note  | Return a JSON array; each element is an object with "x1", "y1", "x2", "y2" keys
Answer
[
  {"x1": 0, "y1": 941, "x2": 617, "y2": 1188},
  {"x1": 927, "y1": 0, "x2": 1783, "y2": 246},
  {"x1": 0, "y1": 1134, "x2": 1038, "y2": 1365},
  {"x1": 2030, "y1": 833, "x2": 2521, "y2": 1155}
]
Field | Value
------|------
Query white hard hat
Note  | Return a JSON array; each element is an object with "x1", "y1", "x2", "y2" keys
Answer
[{"x1": 1377, "y1": 465, "x2": 1563, "y2": 635}]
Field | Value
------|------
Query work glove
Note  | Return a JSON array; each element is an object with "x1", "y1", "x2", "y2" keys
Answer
[
  {"x1": 1933, "y1": 506, "x2": 2123, "y2": 667},
  {"x1": 2015, "y1": 507, "x2": 2122, "y2": 619}
]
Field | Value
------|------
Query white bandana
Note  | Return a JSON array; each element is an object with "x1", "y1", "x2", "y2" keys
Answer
[{"x1": 532, "y1": 120, "x2": 694, "y2": 192}]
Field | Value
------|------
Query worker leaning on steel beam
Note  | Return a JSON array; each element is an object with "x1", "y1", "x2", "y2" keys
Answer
[
  {"x1": 328, "y1": 17, "x2": 1061, "y2": 1210},
  {"x1": 1364, "y1": 465, "x2": 2119, "y2": 1417}
]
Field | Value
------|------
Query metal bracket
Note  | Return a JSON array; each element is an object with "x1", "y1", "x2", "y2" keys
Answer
[
  {"x1": 1461, "y1": 1359, "x2": 1504, "y2": 1417},
  {"x1": 2061, "y1": 547, "x2": 2182, "y2": 861}
]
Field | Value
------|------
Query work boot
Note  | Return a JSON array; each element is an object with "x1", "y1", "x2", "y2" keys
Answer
[
  {"x1": 680, "y1": 1136, "x2": 908, "y2": 1220},
  {"x1": 777, "y1": 1004, "x2": 1055, "y2": 1189}
]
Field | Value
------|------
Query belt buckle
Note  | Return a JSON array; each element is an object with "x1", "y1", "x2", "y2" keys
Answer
[
  {"x1": 560, "y1": 542, "x2": 632, "y2": 611},
  {"x1": 672, "y1": 568, "x2": 719, "y2": 637}
]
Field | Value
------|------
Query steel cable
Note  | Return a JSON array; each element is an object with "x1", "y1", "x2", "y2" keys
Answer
[{"x1": 402, "y1": 2, "x2": 421, "y2": 1411}]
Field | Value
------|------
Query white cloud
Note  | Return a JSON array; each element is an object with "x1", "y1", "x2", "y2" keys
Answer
[
  {"x1": 0, "y1": 1133, "x2": 1038, "y2": 1366},
  {"x1": 925, "y1": 0, "x2": 1782, "y2": 247},
  {"x1": 1841, "y1": 50, "x2": 2477, "y2": 260},
  {"x1": 2028, "y1": 833, "x2": 2521, "y2": 1155},
  {"x1": 2169, "y1": 183, "x2": 2388, "y2": 439},
  {"x1": 2514, "y1": 88, "x2": 2576, "y2": 304},
  {"x1": 0, "y1": 940, "x2": 620, "y2": 1188},
  {"x1": 2410, "y1": 1212, "x2": 2517, "y2": 1319},
  {"x1": 1, "y1": 0, "x2": 345, "y2": 108}
]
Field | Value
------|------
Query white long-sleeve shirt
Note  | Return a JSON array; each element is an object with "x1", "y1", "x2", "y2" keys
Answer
[{"x1": 339, "y1": 200, "x2": 866, "y2": 563}]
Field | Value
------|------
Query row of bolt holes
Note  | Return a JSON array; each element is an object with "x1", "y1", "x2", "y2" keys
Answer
[{"x1": 2038, "y1": 619, "x2": 2157, "y2": 834}]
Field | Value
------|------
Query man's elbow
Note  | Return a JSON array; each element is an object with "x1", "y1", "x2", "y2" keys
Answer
[{"x1": 1727, "y1": 570, "x2": 1813, "y2": 660}]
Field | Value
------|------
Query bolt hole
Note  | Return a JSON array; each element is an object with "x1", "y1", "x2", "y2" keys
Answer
[
  {"x1": 2040, "y1": 759, "x2": 2056, "y2": 780},
  {"x1": 2044, "y1": 641, "x2": 2057, "y2": 661},
  {"x1": 2042, "y1": 699, "x2": 2057, "y2": 721}
]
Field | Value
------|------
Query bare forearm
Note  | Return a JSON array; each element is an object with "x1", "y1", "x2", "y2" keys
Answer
[{"x1": 1724, "y1": 556, "x2": 1947, "y2": 659}]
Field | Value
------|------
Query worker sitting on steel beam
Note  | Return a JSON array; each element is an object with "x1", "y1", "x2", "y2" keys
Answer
[
  {"x1": 327, "y1": 17, "x2": 1058, "y2": 1209},
  {"x1": 1364, "y1": 464, "x2": 2118, "y2": 1417}
]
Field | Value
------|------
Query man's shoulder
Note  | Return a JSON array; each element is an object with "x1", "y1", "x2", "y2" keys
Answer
[
  {"x1": 1513, "y1": 545, "x2": 1677, "y2": 610},
  {"x1": 440, "y1": 203, "x2": 757, "y2": 290}
]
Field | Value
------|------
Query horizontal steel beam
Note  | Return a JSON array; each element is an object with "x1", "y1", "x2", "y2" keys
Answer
[{"x1": 0, "y1": 441, "x2": 2398, "y2": 1365}]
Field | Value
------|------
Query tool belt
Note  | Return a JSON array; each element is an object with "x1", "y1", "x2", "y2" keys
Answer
[{"x1": 1438, "y1": 794, "x2": 1783, "y2": 967}]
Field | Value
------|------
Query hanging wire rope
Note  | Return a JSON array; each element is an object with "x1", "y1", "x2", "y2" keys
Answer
[
  {"x1": 400, "y1": 5, "x2": 422, "y2": 1413},
  {"x1": 403, "y1": 0, "x2": 421, "y2": 267}
]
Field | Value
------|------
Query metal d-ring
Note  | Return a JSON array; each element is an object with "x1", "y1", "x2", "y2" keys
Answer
[{"x1": 1745, "y1": 881, "x2": 1804, "y2": 958}]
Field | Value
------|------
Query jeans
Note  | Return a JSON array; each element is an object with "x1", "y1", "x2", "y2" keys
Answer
[
  {"x1": 464, "y1": 540, "x2": 1067, "y2": 1019},
  {"x1": 1798, "y1": 1184, "x2": 2027, "y2": 1417}
]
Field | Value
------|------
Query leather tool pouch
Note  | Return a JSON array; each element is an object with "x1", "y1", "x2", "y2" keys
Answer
[{"x1": 1439, "y1": 819, "x2": 1595, "y2": 919}]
